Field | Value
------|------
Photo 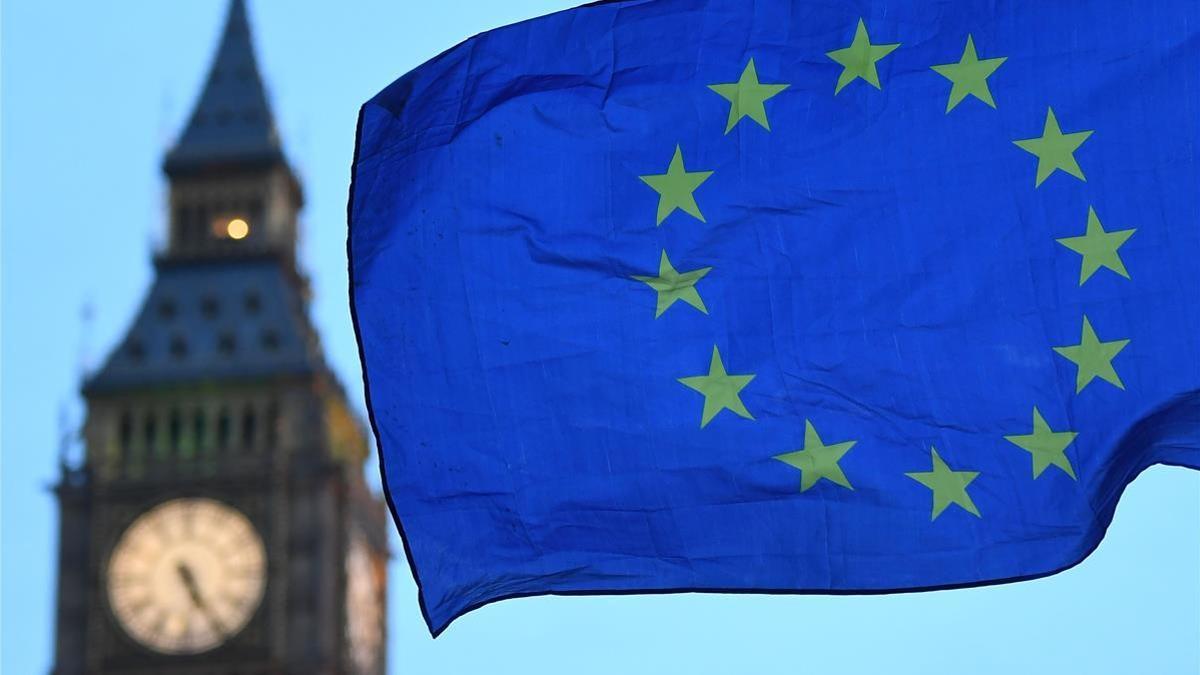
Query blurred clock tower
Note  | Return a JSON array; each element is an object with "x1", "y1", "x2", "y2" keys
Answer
[{"x1": 50, "y1": 1, "x2": 389, "y2": 673}]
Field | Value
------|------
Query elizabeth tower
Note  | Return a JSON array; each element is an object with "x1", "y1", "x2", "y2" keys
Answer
[{"x1": 51, "y1": 1, "x2": 389, "y2": 673}]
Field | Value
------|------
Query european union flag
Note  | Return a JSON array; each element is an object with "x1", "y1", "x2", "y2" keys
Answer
[{"x1": 348, "y1": 0, "x2": 1200, "y2": 635}]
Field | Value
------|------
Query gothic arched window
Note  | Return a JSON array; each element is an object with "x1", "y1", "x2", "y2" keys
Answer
[
  {"x1": 217, "y1": 407, "x2": 232, "y2": 450},
  {"x1": 143, "y1": 413, "x2": 158, "y2": 459},
  {"x1": 265, "y1": 401, "x2": 280, "y2": 448},
  {"x1": 241, "y1": 405, "x2": 257, "y2": 450},
  {"x1": 192, "y1": 408, "x2": 207, "y2": 453},
  {"x1": 118, "y1": 411, "x2": 133, "y2": 453},
  {"x1": 168, "y1": 408, "x2": 183, "y2": 454}
]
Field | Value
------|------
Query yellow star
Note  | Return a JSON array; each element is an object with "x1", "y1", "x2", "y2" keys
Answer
[
  {"x1": 930, "y1": 35, "x2": 1007, "y2": 112},
  {"x1": 1052, "y1": 315, "x2": 1130, "y2": 393},
  {"x1": 1056, "y1": 207, "x2": 1135, "y2": 285},
  {"x1": 826, "y1": 18, "x2": 900, "y2": 95},
  {"x1": 774, "y1": 420, "x2": 856, "y2": 492},
  {"x1": 678, "y1": 346, "x2": 755, "y2": 428},
  {"x1": 708, "y1": 58, "x2": 789, "y2": 133},
  {"x1": 631, "y1": 251, "x2": 712, "y2": 318},
  {"x1": 638, "y1": 145, "x2": 714, "y2": 225},
  {"x1": 905, "y1": 447, "x2": 981, "y2": 520},
  {"x1": 1013, "y1": 107, "x2": 1094, "y2": 187},
  {"x1": 1004, "y1": 407, "x2": 1079, "y2": 480}
]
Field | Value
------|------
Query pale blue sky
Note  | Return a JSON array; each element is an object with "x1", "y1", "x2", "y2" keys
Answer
[{"x1": 2, "y1": 2, "x2": 1197, "y2": 673}]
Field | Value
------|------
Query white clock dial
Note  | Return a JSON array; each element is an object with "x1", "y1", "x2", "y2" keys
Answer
[
  {"x1": 106, "y1": 497, "x2": 266, "y2": 654},
  {"x1": 345, "y1": 534, "x2": 382, "y2": 672}
]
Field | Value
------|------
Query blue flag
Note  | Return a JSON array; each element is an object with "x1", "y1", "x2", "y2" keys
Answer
[{"x1": 348, "y1": 0, "x2": 1200, "y2": 635}]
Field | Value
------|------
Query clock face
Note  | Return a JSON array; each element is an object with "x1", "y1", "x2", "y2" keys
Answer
[
  {"x1": 106, "y1": 498, "x2": 266, "y2": 655},
  {"x1": 345, "y1": 534, "x2": 382, "y2": 672}
]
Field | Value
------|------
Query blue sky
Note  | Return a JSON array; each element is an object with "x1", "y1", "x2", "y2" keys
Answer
[{"x1": 1, "y1": 2, "x2": 1197, "y2": 673}]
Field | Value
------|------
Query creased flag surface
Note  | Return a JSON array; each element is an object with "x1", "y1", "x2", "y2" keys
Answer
[{"x1": 348, "y1": 0, "x2": 1200, "y2": 635}]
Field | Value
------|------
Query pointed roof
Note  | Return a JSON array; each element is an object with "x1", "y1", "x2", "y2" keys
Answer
[
  {"x1": 164, "y1": 0, "x2": 285, "y2": 173},
  {"x1": 84, "y1": 258, "x2": 325, "y2": 393}
]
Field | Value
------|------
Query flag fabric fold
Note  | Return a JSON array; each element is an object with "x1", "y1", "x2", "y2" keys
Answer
[{"x1": 348, "y1": 0, "x2": 1200, "y2": 635}]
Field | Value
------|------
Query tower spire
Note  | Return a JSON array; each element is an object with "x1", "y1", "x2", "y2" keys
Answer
[
  {"x1": 157, "y1": 0, "x2": 302, "y2": 262},
  {"x1": 164, "y1": 0, "x2": 283, "y2": 174}
]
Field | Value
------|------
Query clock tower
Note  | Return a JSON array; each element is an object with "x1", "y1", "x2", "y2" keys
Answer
[{"x1": 51, "y1": 2, "x2": 389, "y2": 673}]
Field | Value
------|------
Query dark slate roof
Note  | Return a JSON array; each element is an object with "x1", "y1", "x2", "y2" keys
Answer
[
  {"x1": 84, "y1": 258, "x2": 324, "y2": 393},
  {"x1": 163, "y1": 0, "x2": 284, "y2": 173}
]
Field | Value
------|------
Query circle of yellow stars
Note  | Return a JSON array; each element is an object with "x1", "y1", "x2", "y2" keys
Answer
[{"x1": 628, "y1": 18, "x2": 1137, "y2": 524}]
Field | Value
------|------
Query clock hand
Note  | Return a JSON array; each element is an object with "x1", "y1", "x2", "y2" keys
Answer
[
  {"x1": 176, "y1": 562, "x2": 206, "y2": 607},
  {"x1": 176, "y1": 562, "x2": 228, "y2": 638}
]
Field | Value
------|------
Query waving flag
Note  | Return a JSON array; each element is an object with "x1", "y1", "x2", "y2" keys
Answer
[{"x1": 348, "y1": 0, "x2": 1200, "y2": 635}]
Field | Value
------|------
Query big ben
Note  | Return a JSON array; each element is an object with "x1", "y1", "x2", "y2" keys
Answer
[{"x1": 50, "y1": 1, "x2": 389, "y2": 673}]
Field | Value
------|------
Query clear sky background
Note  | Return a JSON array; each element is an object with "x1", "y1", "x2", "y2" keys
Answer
[{"x1": 1, "y1": 1, "x2": 1197, "y2": 673}]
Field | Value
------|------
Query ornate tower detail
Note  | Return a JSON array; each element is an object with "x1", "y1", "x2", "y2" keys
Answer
[
  {"x1": 163, "y1": 0, "x2": 300, "y2": 262},
  {"x1": 51, "y1": 2, "x2": 388, "y2": 673}
]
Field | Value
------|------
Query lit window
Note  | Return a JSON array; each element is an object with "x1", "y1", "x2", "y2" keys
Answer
[{"x1": 226, "y1": 218, "x2": 250, "y2": 240}]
